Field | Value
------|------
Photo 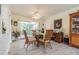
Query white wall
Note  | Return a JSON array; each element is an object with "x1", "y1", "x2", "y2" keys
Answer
[
  {"x1": 11, "y1": 15, "x2": 45, "y2": 32},
  {"x1": 0, "y1": 15, "x2": 1, "y2": 38},
  {"x1": 0, "y1": 4, "x2": 11, "y2": 55},
  {"x1": 0, "y1": 5, "x2": 2, "y2": 39},
  {"x1": 45, "y1": 6, "x2": 79, "y2": 35},
  {"x1": 2, "y1": 5, "x2": 11, "y2": 36}
]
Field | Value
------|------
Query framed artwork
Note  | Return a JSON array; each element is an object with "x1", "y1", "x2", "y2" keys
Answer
[
  {"x1": 13, "y1": 21, "x2": 18, "y2": 26},
  {"x1": 41, "y1": 24, "x2": 44, "y2": 33},
  {"x1": 2, "y1": 21, "x2": 6, "y2": 34},
  {"x1": 54, "y1": 19, "x2": 62, "y2": 29}
]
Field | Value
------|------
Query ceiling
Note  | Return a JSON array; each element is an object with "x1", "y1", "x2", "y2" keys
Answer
[{"x1": 9, "y1": 4, "x2": 79, "y2": 20}]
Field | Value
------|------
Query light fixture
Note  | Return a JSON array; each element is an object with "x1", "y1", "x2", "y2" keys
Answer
[{"x1": 32, "y1": 11, "x2": 40, "y2": 19}]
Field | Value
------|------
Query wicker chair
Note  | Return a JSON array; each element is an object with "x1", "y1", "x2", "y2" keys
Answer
[
  {"x1": 39, "y1": 30, "x2": 53, "y2": 49},
  {"x1": 23, "y1": 30, "x2": 35, "y2": 49}
]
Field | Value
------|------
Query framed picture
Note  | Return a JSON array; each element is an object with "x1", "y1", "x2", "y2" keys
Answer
[
  {"x1": 13, "y1": 21, "x2": 18, "y2": 26},
  {"x1": 2, "y1": 21, "x2": 6, "y2": 34},
  {"x1": 41, "y1": 24, "x2": 44, "y2": 33},
  {"x1": 54, "y1": 19, "x2": 62, "y2": 29}
]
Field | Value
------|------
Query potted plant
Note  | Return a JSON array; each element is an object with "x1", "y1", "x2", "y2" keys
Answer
[{"x1": 12, "y1": 30, "x2": 20, "y2": 41}]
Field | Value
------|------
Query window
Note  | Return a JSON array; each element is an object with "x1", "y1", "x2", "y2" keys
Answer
[{"x1": 20, "y1": 22, "x2": 38, "y2": 36}]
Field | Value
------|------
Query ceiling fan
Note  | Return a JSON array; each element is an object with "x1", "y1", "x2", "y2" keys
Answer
[{"x1": 31, "y1": 11, "x2": 40, "y2": 20}]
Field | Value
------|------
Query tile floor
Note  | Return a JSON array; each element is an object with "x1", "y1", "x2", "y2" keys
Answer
[{"x1": 8, "y1": 40, "x2": 79, "y2": 55}]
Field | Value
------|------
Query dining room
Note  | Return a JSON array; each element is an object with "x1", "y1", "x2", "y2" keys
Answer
[{"x1": 0, "y1": 4, "x2": 79, "y2": 55}]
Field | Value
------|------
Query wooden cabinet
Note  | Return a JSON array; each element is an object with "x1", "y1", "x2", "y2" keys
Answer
[
  {"x1": 69, "y1": 11, "x2": 79, "y2": 47},
  {"x1": 53, "y1": 32, "x2": 63, "y2": 43},
  {"x1": 70, "y1": 34, "x2": 79, "y2": 47}
]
